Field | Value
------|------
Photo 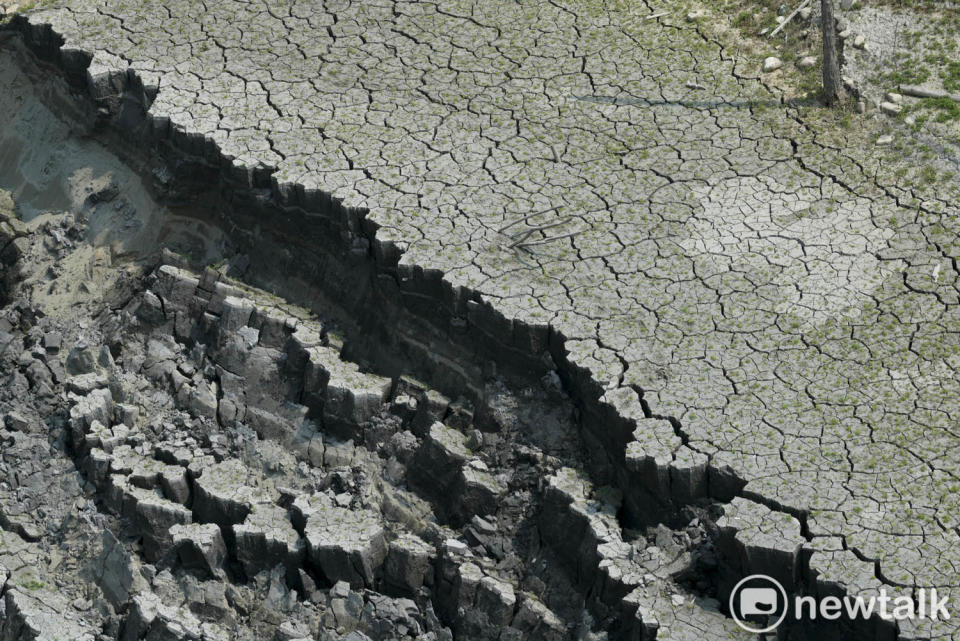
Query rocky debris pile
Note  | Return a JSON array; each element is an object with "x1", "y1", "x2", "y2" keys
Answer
[
  {"x1": 0, "y1": 240, "x2": 614, "y2": 640},
  {"x1": 114, "y1": 259, "x2": 585, "y2": 637}
]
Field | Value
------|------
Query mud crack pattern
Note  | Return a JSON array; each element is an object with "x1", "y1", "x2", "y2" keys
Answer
[{"x1": 19, "y1": 1, "x2": 960, "y2": 638}]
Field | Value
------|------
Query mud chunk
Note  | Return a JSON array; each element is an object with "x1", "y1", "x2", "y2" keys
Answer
[
  {"x1": 384, "y1": 533, "x2": 434, "y2": 595},
  {"x1": 94, "y1": 530, "x2": 149, "y2": 606},
  {"x1": 234, "y1": 503, "x2": 304, "y2": 581},
  {"x1": 511, "y1": 594, "x2": 565, "y2": 641},
  {"x1": 459, "y1": 462, "x2": 507, "y2": 520},
  {"x1": 219, "y1": 295, "x2": 254, "y2": 332},
  {"x1": 68, "y1": 387, "x2": 114, "y2": 448},
  {"x1": 303, "y1": 503, "x2": 387, "y2": 588},
  {"x1": 192, "y1": 459, "x2": 267, "y2": 528},
  {"x1": 66, "y1": 342, "x2": 98, "y2": 375},
  {"x1": 409, "y1": 422, "x2": 469, "y2": 496},
  {"x1": 123, "y1": 482, "x2": 194, "y2": 561},
  {"x1": 170, "y1": 522, "x2": 226, "y2": 578},
  {"x1": 716, "y1": 496, "x2": 804, "y2": 590},
  {"x1": 0, "y1": 589, "x2": 96, "y2": 641},
  {"x1": 41, "y1": 331, "x2": 61, "y2": 354}
]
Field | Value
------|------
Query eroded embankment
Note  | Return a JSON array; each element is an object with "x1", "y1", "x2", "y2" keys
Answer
[
  {"x1": 0, "y1": 14, "x2": 910, "y2": 641},
  {"x1": 0, "y1": 23, "x2": 738, "y2": 641},
  {"x1": 2, "y1": 13, "x2": 707, "y2": 527}
]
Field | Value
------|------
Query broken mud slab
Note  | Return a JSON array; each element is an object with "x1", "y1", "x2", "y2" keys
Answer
[{"x1": 0, "y1": 15, "x2": 938, "y2": 641}]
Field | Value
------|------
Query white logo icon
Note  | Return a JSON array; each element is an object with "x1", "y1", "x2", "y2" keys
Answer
[
  {"x1": 739, "y1": 587, "x2": 779, "y2": 616},
  {"x1": 730, "y1": 574, "x2": 789, "y2": 634}
]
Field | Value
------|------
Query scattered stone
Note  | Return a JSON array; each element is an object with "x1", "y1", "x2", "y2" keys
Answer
[
  {"x1": 797, "y1": 56, "x2": 816, "y2": 70},
  {"x1": 876, "y1": 135, "x2": 894, "y2": 146},
  {"x1": 762, "y1": 57, "x2": 783, "y2": 73},
  {"x1": 880, "y1": 101, "x2": 903, "y2": 116}
]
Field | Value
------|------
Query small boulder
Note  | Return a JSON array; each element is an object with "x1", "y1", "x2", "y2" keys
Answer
[{"x1": 762, "y1": 57, "x2": 783, "y2": 73}]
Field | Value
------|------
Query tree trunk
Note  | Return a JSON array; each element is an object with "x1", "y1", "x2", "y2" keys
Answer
[{"x1": 821, "y1": 0, "x2": 842, "y2": 105}]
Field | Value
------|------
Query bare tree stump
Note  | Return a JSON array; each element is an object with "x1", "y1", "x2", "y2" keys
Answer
[{"x1": 821, "y1": 0, "x2": 843, "y2": 105}]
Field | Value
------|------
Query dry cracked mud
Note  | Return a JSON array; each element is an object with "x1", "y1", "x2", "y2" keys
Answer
[{"x1": 1, "y1": 1, "x2": 959, "y2": 640}]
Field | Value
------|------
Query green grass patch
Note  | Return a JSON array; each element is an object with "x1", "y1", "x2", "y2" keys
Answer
[
  {"x1": 925, "y1": 96, "x2": 960, "y2": 122},
  {"x1": 943, "y1": 61, "x2": 960, "y2": 93}
]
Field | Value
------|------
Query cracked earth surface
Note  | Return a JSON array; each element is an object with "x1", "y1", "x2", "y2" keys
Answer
[{"x1": 7, "y1": 0, "x2": 960, "y2": 639}]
